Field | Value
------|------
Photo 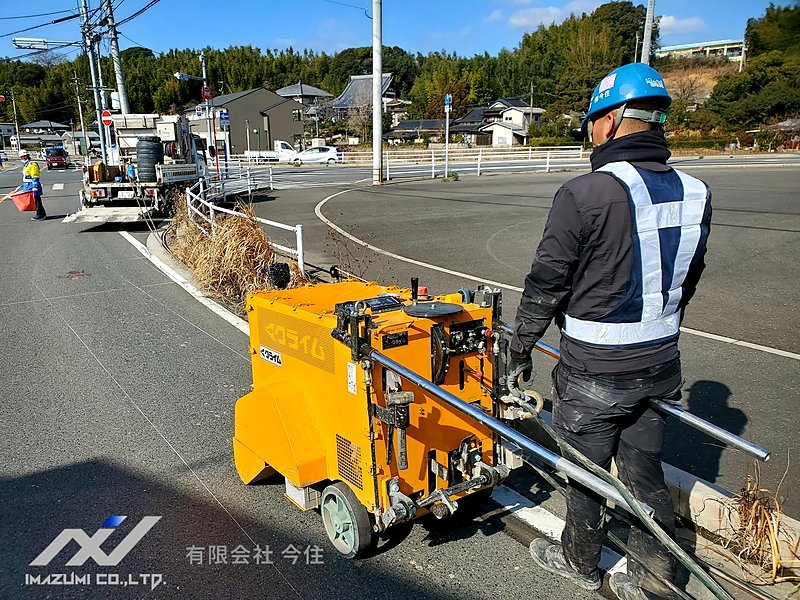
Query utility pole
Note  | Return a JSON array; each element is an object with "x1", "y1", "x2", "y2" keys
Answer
[
  {"x1": 635, "y1": 31, "x2": 641, "y2": 63},
  {"x1": 245, "y1": 119, "x2": 251, "y2": 153},
  {"x1": 80, "y1": 0, "x2": 107, "y2": 163},
  {"x1": 371, "y1": 0, "x2": 383, "y2": 185},
  {"x1": 102, "y1": 0, "x2": 130, "y2": 114},
  {"x1": 10, "y1": 89, "x2": 21, "y2": 153},
  {"x1": 72, "y1": 70, "x2": 88, "y2": 162},
  {"x1": 640, "y1": 0, "x2": 655, "y2": 64},
  {"x1": 200, "y1": 52, "x2": 220, "y2": 177}
]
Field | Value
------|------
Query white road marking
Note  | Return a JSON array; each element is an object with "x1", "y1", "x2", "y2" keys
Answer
[
  {"x1": 52, "y1": 183, "x2": 64, "y2": 190},
  {"x1": 492, "y1": 485, "x2": 627, "y2": 574},
  {"x1": 118, "y1": 231, "x2": 249, "y2": 336},
  {"x1": 315, "y1": 188, "x2": 800, "y2": 361}
]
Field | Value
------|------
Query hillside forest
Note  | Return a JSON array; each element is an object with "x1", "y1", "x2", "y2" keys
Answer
[{"x1": 1, "y1": 2, "x2": 798, "y2": 145}]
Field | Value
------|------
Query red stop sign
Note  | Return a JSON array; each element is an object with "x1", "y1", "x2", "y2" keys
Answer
[
  {"x1": 0, "y1": 95, "x2": 5, "y2": 102},
  {"x1": 201, "y1": 85, "x2": 212, "y2": 100},
  {"x1": 101, "y1": 110, "x2": 113, "y2": 126}
]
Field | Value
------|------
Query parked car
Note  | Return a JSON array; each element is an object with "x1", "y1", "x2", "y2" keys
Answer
[
  {"x1": 45, "y1": 147, "x2": 69, "y2": 170},
  {"x1": 290, "y1": 146, "x2": 343, "y2": 164}
]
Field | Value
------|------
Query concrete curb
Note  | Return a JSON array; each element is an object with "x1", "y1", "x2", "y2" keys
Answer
[{"x1": 131, "y1": 229, "x2": 799, "y2": 596}]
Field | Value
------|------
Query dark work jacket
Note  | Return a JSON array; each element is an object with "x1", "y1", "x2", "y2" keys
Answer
[{"x1": 510, "y1": 130, "x2": 712, "y2": 374}]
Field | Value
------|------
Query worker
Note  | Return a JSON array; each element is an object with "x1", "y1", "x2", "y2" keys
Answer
[
  {"x1": 20, "y1": 149, "x2": 46, "y2": 221},
  {"x1": 509, "y1": 62, "x2": 711, "y2": 600}
]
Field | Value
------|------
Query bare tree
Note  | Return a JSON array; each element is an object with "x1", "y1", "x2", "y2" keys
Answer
[{"x1": 346, "y1": 86, "x2": 373, "y2": 143}]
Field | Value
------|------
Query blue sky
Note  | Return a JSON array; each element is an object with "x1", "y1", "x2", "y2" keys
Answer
[{"x1": 1, "y1": 1, "x2": 793, "y2": 61}]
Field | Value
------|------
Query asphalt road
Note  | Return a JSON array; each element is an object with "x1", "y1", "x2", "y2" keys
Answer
[
  {"x1": 0, "y1": 166, "x2": 596, "y2": 598},
  {"x1": 253, "y1": 164, "x2": 800, "y2": 519},
  {"x1": 1, "y1": 158, "x2": 797, "y2": 599}
]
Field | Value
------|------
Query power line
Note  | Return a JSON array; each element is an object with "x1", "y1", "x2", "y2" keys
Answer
[
  {"x1": 0, "y1": 10, "x2": 75, "y2": 21},
  {"x1": 116, "y1": 0, "x2": 162, "y2": 27},
  {"x1": 0, "y1": 13, "x2": 81, "y2": 39}
]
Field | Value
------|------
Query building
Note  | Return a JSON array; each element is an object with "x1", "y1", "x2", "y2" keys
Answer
[
  {"x1": 450, "y1": 98, "x2": 545, "y2": 146},
  {"x1": 656, "y1": 39, "x2": 744, "y2": 63},
  {"x1": 387, "y1": 119, "x2": 446, "y2": 143},
  {"x1": 62, "y1": 131, "x2": 101, "y2": 156},
  {"x1": 183, "y1": 87, "x2": 304, "y2": 155},
  {"x1": 328, "y1": 73, "x2": 395, "y2": 116},
  {"x1": 0, "y1": 122, "x2": 15, "y2": 150},
  {"x1": 275, "y1": 82, "x2": 333, "y2": 106}
]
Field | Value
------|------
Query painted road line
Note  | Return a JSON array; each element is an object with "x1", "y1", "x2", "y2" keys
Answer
[
  {"x1": 315, "y1": 188, "x2": 800, "y2": 361},
  {"x1": 52, "y1": 183, "x2": 64, "y2": 190},
  {"x1": 118, "y1": 231, "x2": 249, "y2": 336},
  {"x1": 492, "y1": 485, "x2": 627, "y2": 575}
]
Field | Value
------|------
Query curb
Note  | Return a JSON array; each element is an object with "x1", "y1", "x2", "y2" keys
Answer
[{"x1": 128, "y1": 229, "x2": 799, "y2": 597}]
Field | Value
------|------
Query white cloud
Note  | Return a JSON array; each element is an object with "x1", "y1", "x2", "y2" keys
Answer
[
  {"x1": 485, "y1": 10, "x2": 504, "y2": 23},
  {"x1": 659, "y1": 15, "x2": 708, "y2": 36},
  {"x1": 508, "y1": 0, "x2": 602, "y2": 28}
]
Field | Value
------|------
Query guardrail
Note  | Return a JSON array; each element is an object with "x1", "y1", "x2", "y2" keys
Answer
[{"x1": 184, "y1": 163, "x2": 304, "y2": 273}]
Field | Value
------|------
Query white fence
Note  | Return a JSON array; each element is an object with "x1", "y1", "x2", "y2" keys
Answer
[
  {"x1": 184, "y1": 166, "x2": 305, "y2": 273},
  {"x1": 228, "y1": 145, "x2": 587, "y2": 180}
]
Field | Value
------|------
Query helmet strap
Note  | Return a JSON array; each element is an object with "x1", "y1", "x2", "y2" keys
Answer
[{"x1": 590, "y1": 103, "x2": 627, "y2": 146}]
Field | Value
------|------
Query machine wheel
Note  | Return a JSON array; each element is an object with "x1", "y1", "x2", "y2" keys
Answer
[{"x1": 320, "y1": 482, "x2": 373, "y2": 559}]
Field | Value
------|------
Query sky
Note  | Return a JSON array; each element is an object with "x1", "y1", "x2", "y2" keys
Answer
[{"x1": 0, "y1": 0, "x2": 795, "y2": 62}]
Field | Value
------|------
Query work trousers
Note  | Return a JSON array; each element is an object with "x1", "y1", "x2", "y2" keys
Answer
[
  {"x1": 34, "y1": 194, "x2": 46, "y2": 219},
  {"x1": 552, "y1": 358, "x2": 683, "y2": 599}
]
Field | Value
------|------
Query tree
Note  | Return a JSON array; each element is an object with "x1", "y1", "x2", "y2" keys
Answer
[{"x1": 746, "y1": 4, "x2": 800, "y2": 59}]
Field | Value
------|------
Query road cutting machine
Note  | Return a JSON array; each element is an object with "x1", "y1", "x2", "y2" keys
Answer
[{"x1": 233, "y1": 276, "x2": 770, "y2": 559}]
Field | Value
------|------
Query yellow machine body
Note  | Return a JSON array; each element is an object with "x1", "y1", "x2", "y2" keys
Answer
[{"x1": 234, "y1": 281, "x2": 496, "y2": 520}]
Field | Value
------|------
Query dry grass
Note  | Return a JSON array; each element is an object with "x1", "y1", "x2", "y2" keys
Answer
[
  {"x1": 722, "y1": 462, "x2": 800, "y2": 586},
  {"x1": 168, "y1": 193, "x2": 308, "y2": 306}
]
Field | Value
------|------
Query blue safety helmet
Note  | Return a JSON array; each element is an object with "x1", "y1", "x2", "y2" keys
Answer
[{"x1": 581, "y1": 63, "x2": 672, "y2": 136}]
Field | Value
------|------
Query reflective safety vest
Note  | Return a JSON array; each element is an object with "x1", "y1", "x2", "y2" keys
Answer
[
  {"x1": 22, "y1": 160, "x2": 43, "y2": 196},
  {"x1": 562, "y1": 161, "x2": 709, "y2": 347}
]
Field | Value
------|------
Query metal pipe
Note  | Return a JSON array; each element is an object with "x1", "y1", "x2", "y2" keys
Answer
[
  {"x1": 498, "y1": 323, "x2": 770, "y2": 462},
  {"x1": 366, "y1": 347, "x2": 654, "y2": 518}
]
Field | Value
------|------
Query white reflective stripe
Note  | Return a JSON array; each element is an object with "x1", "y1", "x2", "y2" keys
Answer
[
  {"x1": 635, "y1": 200, "x2": 705, "y2": 231},
  {"x1": 563, "y1": 312, "x2": 681, "y2": 346},
  {"x1": 598, "y1": 162, "x2": 663, "y2": 320},
  {"x1": 664, "y1": 171, "x2": 708, "y2": 314}
]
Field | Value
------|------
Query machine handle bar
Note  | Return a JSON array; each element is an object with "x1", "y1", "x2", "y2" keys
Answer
[
  {"x1": 498, "y1": 323, "x2": 770, "y2": 463},
  {"x1": 361, "y1": 344, "x2": 655, "y2": 518}
]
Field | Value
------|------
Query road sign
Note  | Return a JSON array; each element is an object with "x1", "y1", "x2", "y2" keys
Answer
[
  {"x1": 195, "y1": 105, "x2": 203, "y2": 117},
  {"x1": 101, "y1": 110, "x2": 113, "y2": 127},
  {"x1": 201, "y1": 85, "x2": 212, "y2": 101},
  {"x1": 0, "y1": 95, "x2": 5, "y2": 102},
  {"x1": 444, "y1": 93, "x2": 452, "y2": 107},
  {"x1": 219, "y1": 110, "x2": 230, "y2": 126}
]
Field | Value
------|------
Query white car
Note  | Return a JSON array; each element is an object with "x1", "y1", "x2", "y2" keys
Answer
[{"x1": 290, "y1": 146, "x2": 343, "y2": 164}]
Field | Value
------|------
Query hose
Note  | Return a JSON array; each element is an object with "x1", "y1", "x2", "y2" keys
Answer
[{"x1": 506, "y1": 366, "x2": 734, "y2": 600}]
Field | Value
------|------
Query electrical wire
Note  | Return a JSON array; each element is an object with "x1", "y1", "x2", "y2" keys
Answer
[
  {"x1": 0, "y1": 10, "x2": 75, "y2": 20},
  {"x1": 116, "y1": 0, "x2": 162, "y2": 27}
]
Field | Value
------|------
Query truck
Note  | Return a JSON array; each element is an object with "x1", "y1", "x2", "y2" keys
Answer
[
  {"x1": 244, "y1": 140, "x2": 295, "y2": 163},
  {"x1": 73, "y1": 114, "x2": 208, "y2": 221}
]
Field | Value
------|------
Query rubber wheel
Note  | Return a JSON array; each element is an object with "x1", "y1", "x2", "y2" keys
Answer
[
  {"x1": 320, "y1": 482, "x2": 373, "y2": 559},
  {"x1": 327, "y1": 158, "x2": 335, "y2": 164}
]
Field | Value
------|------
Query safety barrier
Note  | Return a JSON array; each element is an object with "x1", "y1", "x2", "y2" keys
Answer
[{"x1": 184, "y1": 164, "x2": 304, "y2": 273}]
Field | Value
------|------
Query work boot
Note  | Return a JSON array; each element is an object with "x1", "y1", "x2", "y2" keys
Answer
[
  {"x1": 609, "y1": 572, "x2": 648, "y2": 600},
  {"x1": 529, "y1": 538, "x2": 601, "y2": 591},
  {"x1": 31, "y1": 215, "x2": 46, "y2": 221}
]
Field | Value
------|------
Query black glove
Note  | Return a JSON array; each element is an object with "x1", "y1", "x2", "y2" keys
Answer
[{"x1": 507, "y1": 350, "x2": 533, "y2": 385}]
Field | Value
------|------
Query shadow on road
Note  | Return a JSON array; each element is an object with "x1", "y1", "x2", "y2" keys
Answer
[
  {"x1": 1, "y1": 459, "x2": 494, "y2": 599},
  {"x1": 663, "y1": 380, "x2": 747, "y2": 483}
]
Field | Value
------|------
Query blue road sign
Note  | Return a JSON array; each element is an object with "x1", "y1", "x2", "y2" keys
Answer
[{"x1": 219, "y1": 110, "x2": 230, "y2": 126}]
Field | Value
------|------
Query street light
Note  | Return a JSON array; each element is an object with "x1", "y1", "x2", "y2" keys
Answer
[{"x1": 253, "y1": 128, "x2": 261, "y2": 154}]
